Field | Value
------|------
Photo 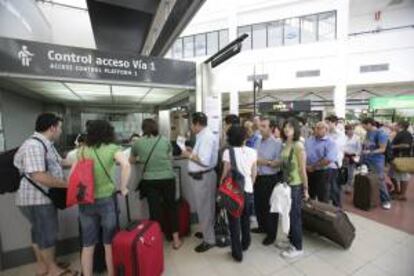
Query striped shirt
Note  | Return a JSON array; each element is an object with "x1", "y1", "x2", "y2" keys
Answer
[{"x1": 14, "y1": 133, "x2": 64, "y2": 206}]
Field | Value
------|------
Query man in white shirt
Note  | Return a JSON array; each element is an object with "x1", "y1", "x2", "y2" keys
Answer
[
  {"x1": 343, "y1": 125, "x2": 362, "y2": 192},
  {"x1": 182, "y1": 112, "x2": 219, "y2": 253},
  {"x1": 325, "y1": 115, "x2": 346, "y2": 207}
]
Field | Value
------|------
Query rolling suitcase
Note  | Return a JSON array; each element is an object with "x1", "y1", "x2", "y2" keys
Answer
[
  {"x1": 302, "y1": 200, "x2": 355, "y2": 249},
  {"x1": 353, "y1": 173, "x2": 380, "y2": 211},
  {"x1": 112, "y1": 220, "x2": 164, "y2": 276},
  {"x1": 112, "y1": 195, "x2": 164, "y2": 276}
]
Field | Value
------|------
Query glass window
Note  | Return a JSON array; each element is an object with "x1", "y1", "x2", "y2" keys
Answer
[
  {"x1": 195, "y1": 33, "x2": 206, "y2": 57},
  {"x1": 207, "y1": 31, "x2": 219, "y2": 55},
  {"x1": 318, "y1": 11, "x2": 336, "y2": 41},
  {"x1": 267, "y1": 21, "x2": 283, "y2": 47},
  {"x1": 238, "y1": 26, "x2": 252, "y2": 50},
  {"x1": 172, "y1": 38, "x2": 183, "y2": 59},
  {"x1": 219, "y1": 29, "x2": 229, "y2": 49},
  {"x1": 252, "y1": 24, "x2": 267, "y2": 49},
  {"x1": 183, "y1": 36, "x2": 194, "y2": 58},
  {"x1": 284, "y1": 18, "x2": 300, "y2": 46},
  {"x1": 300, "y1": 15, "x2": 318, "y2": 43}
]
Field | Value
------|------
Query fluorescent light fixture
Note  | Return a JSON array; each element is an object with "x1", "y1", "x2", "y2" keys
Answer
[
  {"x1": 66, "y1": 83, "x2": 110, "y2": 95},
  {"x1": 112, "y1": 86, "x2": 150, "y2": 96}
]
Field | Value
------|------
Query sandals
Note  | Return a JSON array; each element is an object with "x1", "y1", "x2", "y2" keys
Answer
[
  {"x1": 57, "y1": 269, "x2": 79, "y2": 276},
  {"x1": 172, "y1": 241, "x2": 183, "y2": 250}
]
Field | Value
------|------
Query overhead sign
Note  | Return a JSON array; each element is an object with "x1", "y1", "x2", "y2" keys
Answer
[
  {"x1": 259, "y1": 100, "x2": 311, "y2": 112},
  {"x1": 0, "y1": 37, "x2": 196, "y2": 88},
  {"x1": 369, "y1": 96, "x2": 414, "y2": 110}
]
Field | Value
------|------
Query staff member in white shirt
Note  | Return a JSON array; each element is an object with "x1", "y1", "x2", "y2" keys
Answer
[{"x1": 182, "y1": 112, "x2": 219, "y2": 253}]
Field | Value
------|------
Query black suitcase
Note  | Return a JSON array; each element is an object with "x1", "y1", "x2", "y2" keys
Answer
[
  {"x1": 302, "y1": 200, "x2": 355, "y2": 249},
  {"x1": 353, "y1": 174, "x2": 380, "y2": 211}
]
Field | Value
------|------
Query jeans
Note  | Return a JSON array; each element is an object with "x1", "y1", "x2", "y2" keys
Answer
[
  {"x1": 228, "y1": 193, "x2": 254, "y2": 259},
  {"x1": 346, "y1": 164, "x2": 356, "y2": 187},
  {"x1": 19, "y1": 204, "x2": 58, "y2": 249},
  {"x1": 367, "y1": 161, "x2": 391, "y2": 203},
  {"x1": 79, "y1": 197, "x2": 117, "y2": 246},
  {"x1": 288, "y1": 186, "x2": 303, "y2": 250},
  {"x1": 254, "y1": 174, "x2": 280, "y2": 240},
  {"x1": 328, "y1": 168, "x2": 342, "y2": 208}
]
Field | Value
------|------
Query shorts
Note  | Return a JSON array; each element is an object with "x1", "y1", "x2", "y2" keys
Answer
[
  {"x1": 19, "y1": 204, "x2": 58, "y2": 250},
  {"x1": 79, "y1": 196, "x2": 117, "y2": 247},
  {"x1": 389, "y1": 166, "x2": 412, "y2": 182}
]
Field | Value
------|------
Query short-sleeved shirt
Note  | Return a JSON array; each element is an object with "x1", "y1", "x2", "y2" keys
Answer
[
  {"x1": 14, "y1": 132, "x2": 64, "y2": 206},
  {"x1": 131, "y1": 136, "x2": 175, "y2": 180},
  {"x1": 256, "y1": 136, "x2": 283, "y2": 175},
  {"x1": 223, "y1": 146, "x2": 257, "y2": 193},
  {"x1": 188, "y1": 128, "x2": 219, "y2": 173},
  {"x1": 78, "y1": 144, "x2": 121, "y2": 199},
  {"x1": 281, "y1": 142, "x2": 304, "y2": 186},
  {"x1": 392, "y1": 130, "x2": 413, "y2": 157},
  {"x1": 305, "y1": 135, "x2": 337, "y2": 170},
  {"x1": 362, "y1": 129, "x2": 388, "y2": 167}
]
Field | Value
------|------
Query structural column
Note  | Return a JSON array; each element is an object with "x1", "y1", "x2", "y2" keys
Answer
[{"x1": 334, "y1": 0, "x2": 350, "y2": 118}]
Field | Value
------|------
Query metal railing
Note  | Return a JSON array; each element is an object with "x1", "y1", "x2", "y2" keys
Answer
[{"x1": 349, "y1": 25, "x2": 414, "y2": 37}]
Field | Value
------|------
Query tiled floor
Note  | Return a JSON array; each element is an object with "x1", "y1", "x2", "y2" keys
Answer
[
  {"x1": 3, "y1": 213, "x2": 414, "y2": 276},
  {"x1": 343, "y1": 175, "x2": 414, "y2": 234}
]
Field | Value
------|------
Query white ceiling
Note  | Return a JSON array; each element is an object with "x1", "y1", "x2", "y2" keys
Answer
[{"x1": 14, "y1": 79, "x2": 186, "y2": 106}]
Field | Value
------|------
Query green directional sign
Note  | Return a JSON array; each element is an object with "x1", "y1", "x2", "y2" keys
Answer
[{"x1": 369, "y1": 96, "x2": 414, "y2": 110}]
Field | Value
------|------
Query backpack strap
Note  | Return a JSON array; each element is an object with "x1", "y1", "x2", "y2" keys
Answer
[
  {"x1": 22, "y1": 137, "x2": 50, "y2": 197},
  {"x1": 93, "y1": 147, "x2": 114, "y2": 185}
]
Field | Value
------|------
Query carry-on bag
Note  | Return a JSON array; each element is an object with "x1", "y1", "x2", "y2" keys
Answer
[
  {"x1": 353, "y1": 173, "x2": 380, "y2": 211},
  {"x1": 112, "y1": 195, "x2": 164, "y2": 276},
  {"x1": 302, "y1": 200, "x2": 355, "y2": 249}
]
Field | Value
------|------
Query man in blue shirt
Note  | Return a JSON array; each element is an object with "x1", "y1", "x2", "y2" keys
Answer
[
  {"x1": 252, "y1": 117, "x2": 283, "y2": 246},
  {"x1": 305, "y1": 122, "x2": 338, "y2": 203},
  {"x1": 361, "y1": 118, "x2": 392, "y2": 210}
]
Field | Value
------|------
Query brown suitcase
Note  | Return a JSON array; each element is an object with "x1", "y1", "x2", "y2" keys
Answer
[
  {"x1": 353, "y1": 173, "x2": 380, "y2": 211},
  {"x1": 302, "y1": 200, "x2": 355, "y2": 249}
]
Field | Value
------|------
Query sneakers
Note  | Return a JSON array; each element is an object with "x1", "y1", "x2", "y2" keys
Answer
[
  {"x1": 275, "y1": 240, "x2": 290, "y2": 250},
  {"x1": 382, "y1": 202, "x2": 391, "y2": 210},
  {"x1": 281, "y1": 246, "x2": 304, "y2": 259}
]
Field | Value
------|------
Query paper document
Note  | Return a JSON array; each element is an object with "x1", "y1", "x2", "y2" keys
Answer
[{"x1": 176, "y1": 136, "x2": 186, "y2": 151}]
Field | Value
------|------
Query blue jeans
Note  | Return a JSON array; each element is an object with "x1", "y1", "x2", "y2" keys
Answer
[
  {"x1": 366, "y1": 161, "x2": 391, "y2": 203},
  {"x1": 227, "y1": 193, "x2": 254, "y2": 259},
  {"x1": 79, "y1": 197, "x2": 117, "y2": 247},
  {"x1": 288, "y1": 186, "x2": 303, "y2": 250}
]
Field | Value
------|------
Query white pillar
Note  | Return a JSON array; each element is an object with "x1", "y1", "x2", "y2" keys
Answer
[
  {"x1": 334, "y1": 0, "x2": 350, "y2": 118},
  {"x1": 229, "y1": 90, "x2": 239, "y2": 115}
]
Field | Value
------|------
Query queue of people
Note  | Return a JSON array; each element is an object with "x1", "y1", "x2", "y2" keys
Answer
[{"x1": 12, "y1": 111, "x2": 413, "y2": 275}]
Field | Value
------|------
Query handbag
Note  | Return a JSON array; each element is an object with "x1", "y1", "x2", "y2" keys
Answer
[
  {"x1": 335, "y1": 162, "x2": 348, "y2": 186},
  {"x1": 135, "y1": 136, "x2": 162, "y2": 198},
  {"x1": 24, "y1": 137, "x2": 67, "y2": 210},
  {"x1": 392, "y1": 157, "x2": 414, "y2": 173},
  {"x1": 217, "y1": 147, "x2": 245, "y2": 218},
  {"x1": 66, "y1": 147, "x2": 95, "y2": 207}
]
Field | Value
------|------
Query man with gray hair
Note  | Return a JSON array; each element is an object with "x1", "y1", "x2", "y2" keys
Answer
[{"x1": 305, "y1": 121, "x2": 338, "y2": 203}]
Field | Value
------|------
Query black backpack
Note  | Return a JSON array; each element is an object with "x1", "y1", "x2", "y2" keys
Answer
[{"x1": 0, "y1": 147, "x2": 21, "y2": 194}]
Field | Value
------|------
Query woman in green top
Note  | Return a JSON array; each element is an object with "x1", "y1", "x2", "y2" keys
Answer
[
  {"x1": 130, "y1": 118, "x2": 182, "y2": 250},
  {"x1": 76, "y1": 120, "x2": 130, "y2": 276},
  {"x1": 279, "y1": 118, "x2": 309, "y2": 259}
]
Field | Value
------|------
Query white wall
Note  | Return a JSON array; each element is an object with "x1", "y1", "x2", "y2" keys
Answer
[{"x1": 180, "y1": 0, "x2": 414, "y2": 102}]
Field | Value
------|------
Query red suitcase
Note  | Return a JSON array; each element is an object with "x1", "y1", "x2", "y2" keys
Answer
[
  {"x1": 112, "y1": 220, "x2": 164, "y2": 276},
  {"x1": 162, "y1": 198, "x2": 191, "y2": 238}
]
